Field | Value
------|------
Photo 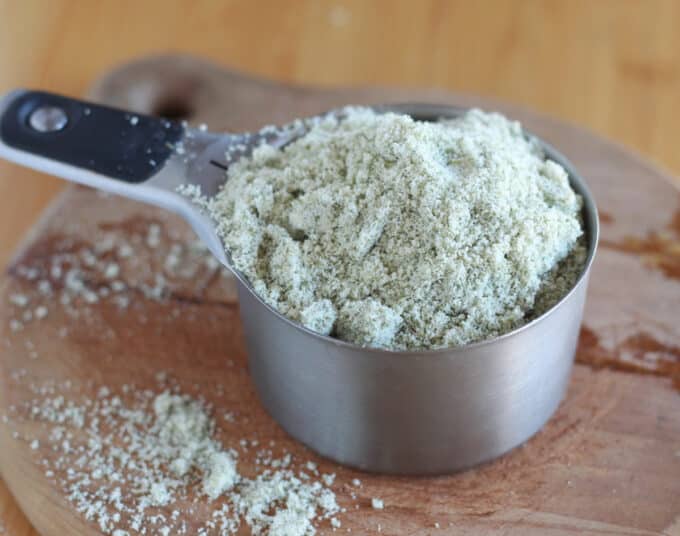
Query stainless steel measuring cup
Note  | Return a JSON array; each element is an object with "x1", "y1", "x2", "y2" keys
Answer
[{"x1": 0, "y1": 91, "x2": 598, "y2": 474}]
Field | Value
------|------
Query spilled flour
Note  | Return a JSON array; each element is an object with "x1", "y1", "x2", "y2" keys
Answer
[
  {"x1": 204, "y1": 108, "x2": 586, "y2": 349},
  {"x1": 5, "y1": 377, "x2": 342, "y2": 535},
  {"x1": 1, "y1": 215, "x2": 385, "y2": 535}
]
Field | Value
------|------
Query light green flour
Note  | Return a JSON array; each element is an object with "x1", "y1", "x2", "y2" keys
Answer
[{"x1": 207, "y1": 108, "x2": 585, "y2": 350}]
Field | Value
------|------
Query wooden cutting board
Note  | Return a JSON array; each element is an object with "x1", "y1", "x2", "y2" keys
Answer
[{"x1": 0, "y1": 54, "x2": 679, "y2": 535}]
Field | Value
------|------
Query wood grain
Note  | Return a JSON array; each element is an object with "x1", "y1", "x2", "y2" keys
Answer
[
  {"x1": 1, "y1": 1, "x2": 680, "y2": 534},
  {"x1": 0, "y1": 57, "x2": 679, "y2": 535}
]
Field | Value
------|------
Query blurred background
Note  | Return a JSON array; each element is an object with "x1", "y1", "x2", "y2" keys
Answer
[{"x1": 0, "y1": 0, "x2": 679, "y2": 532}]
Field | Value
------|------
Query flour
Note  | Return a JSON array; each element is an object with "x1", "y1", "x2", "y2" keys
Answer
[
  {"x1": 2, "y1": 212, "x2": 353, "y2": 533},
  {"x1": 206, "y1": 108, "x2": 585, "y2": 349},
  {"x1": 7, "y1": 219, "x2": 230, "y2": 334},
  {"x1": 5, "y1": 380, "x2": 342, "y2": 535}
]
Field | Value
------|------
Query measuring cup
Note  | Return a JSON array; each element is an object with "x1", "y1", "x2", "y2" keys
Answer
[{"x1": 0, "y1": 90, "x2": 599, "y2": 474}]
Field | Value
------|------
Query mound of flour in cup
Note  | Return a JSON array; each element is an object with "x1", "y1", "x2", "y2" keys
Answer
[{"x1": 203, "y1": 108, "x2": 586, "y2": 349}]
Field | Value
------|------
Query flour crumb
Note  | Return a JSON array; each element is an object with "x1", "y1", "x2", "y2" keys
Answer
[
  {"x1": 9, "y1": 294, "x2": 29, "y2": 307},
  {"x1": 203, "y1": 451, "x2": 238, "y2": 499},
  {"x1": 371, "y1": 497, "x2": 384, "y2": 510},
  {"x1": 118, "y1": 244, "x2": 133, "y2": 258},
  {"x1": 104, "y1": 263, "x2": 120, "y2": 279},
  {"x1": 146, "y1": 224, "x2": 161, "y2": 248},
  {"x1": 306, "y1": 461, "x2": 318, "y2": 473},
  {"x1": 149, "y1": 482, "x2": 171, "y2": 506}
]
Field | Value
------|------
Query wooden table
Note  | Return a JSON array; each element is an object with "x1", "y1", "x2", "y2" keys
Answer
[{"x1": 1, "y1": 1, "x2": 679, "y2": 534}]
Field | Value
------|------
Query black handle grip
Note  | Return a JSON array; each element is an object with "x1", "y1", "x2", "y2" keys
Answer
[{"x1": 0, "y1": 90, "x2": 184, "y2": 183}]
